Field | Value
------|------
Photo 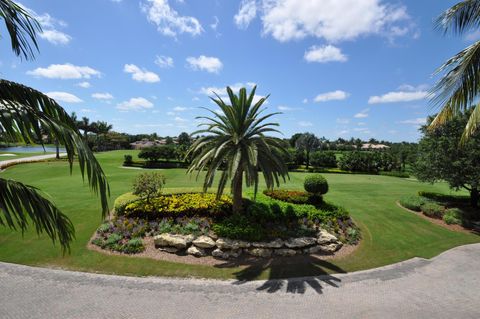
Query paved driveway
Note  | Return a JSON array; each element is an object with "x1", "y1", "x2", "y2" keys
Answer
[{"x1": 1, "y1": 243, "x2": 479, "y2": 318}]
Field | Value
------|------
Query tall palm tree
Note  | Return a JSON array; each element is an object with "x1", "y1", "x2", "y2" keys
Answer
[
  {"x1": 430, "y1": 0, "x2": 480, "y2": 141},
  {"x1": 95, "y1": 121, "x2": 113, "y2": 135},
  {"x1": 0, "y1": 0, "x2": 109, "y2": 252},
  {"x1": 187, "y1": 86, "x2": 289, "y2": 213}
]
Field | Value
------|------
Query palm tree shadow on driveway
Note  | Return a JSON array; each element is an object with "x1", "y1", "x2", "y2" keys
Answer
[{"x1": 214, "y1": 254, "x2": 345, "y2": 294}]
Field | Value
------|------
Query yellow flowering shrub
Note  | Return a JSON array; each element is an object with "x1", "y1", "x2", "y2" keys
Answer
[{"x1": 122, "y1": 193, "x2": 232, "y2": 218}]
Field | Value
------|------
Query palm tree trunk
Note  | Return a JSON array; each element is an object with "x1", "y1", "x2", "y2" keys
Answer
[
  {"x1": 232, "y1": 170, "x2": 243, "y2": 214},
  {"x1": 54, "y1": 139, "x2": 60, "y2": 159}
]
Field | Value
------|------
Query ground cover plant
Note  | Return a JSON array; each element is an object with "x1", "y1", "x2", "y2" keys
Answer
[{"x1": 1, "y1": 150, "x2": 479, "y2": 279}]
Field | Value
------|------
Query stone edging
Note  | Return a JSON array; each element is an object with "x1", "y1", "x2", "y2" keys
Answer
[{"x1": 153, "y1": 229, "x2": 343, "y2": 259}]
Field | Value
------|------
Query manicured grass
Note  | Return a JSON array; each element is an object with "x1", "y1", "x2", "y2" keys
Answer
[{"x1": 0, "y1": 150, "x2": 478, "y2": 280}]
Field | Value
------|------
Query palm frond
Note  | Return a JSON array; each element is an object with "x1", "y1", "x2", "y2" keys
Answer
[
  {"x1": 0, "y1": 0, "x2": 41, "y2": 60},
  {"x1": 0, "y1": 178, "x2": 74, "y2": 252},
  {"x1": 436, "y1": 0, "x2": 480, "y2": 35},
  {"x1": 0, "y1": 80, "x2": 110, "y2": 217}
]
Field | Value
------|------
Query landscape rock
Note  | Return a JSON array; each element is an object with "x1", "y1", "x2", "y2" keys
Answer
[
  {"x1": 230, "y1": 249, "x2": 242, "y2": 258},
  {"x1": 252, "y1": 239, "x2": 284, "y2": 248},
  {"x1": 317, "y1": 230, "x2": 338, "y2": 244},
  {"x1": 212, "y1": 248, "x2": 230, "y2": 259},
  {"x1": 247, "y1": 248, "x2": 272, "y2": 258},
  {"x1": 192, "y1": 236, "x2": 216, "y2": 249},
  {"x1": 319, "y1": 242, "x2": 342, "y2": 254},
  {"x1": 284, "y1": 237, "x2": 317, "y2": 248},
  {"x1": 303, "y1": 245, "x2": 324, "y2": 255},
  {"x1": 187, "y1": 246, "x2": 206, "y2": 257},
  {"x1": 154, "y1": 233, "x2": 194, "y2": 249},
  {"x1": 274, "y1": 248, "x2": 297, "y2": 256},
  {"x1": 216, "y1": 238, "x2": 250, "y2": 250},
  {"x1": 158, "y1": 247, "x2": 179, "y2": 253}
]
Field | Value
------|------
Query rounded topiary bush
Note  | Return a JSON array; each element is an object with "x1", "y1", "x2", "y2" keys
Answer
[{"x1": 304, "y1": 174, "x2": 329, "y2": 195}]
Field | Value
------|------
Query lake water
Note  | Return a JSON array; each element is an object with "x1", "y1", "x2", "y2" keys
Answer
[{"x1": 0, "y1": 146, "x2": 65, "y2": 153}]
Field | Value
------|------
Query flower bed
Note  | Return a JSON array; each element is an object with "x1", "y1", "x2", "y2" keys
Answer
[{"x1": 92, "y1": 190, "x2": 360, "y2": 258}]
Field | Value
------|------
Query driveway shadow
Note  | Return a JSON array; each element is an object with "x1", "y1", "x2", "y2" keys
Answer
[{"x1": 214, "y1": 254, "x2": 345, "y2": 294}]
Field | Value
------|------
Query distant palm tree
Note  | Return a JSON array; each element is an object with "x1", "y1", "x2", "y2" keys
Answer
[
  {"x1": 187, "y1": 86, "x2": 288, "y2": 213},
  {"x1": 95, "y1": 121, "x2": 113, "y2": 135},
  {"x1": 0, "y1": 0, "x2": 109, "y2": 251},
  {"x1": 430, "y1": 0, "x2": 480, "y2": 141},
  {"x1": 78, "y1": 117, "x2": 91, "y2": 139}
]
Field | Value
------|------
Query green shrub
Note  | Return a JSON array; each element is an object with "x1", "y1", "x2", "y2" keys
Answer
[
  {"x1": 421, "y1": 202, "x2": 445, "y2": 218},
  {"x1": 304, "y1": 174, "x2": 329, "y2": 195},
  {"x1": 212, "y1": 214, "x2": 266, "y2": 242},
  {"x1": 122, "y1": 238, "x2": 144, "y2": 254},
  {"x1": 310, "y1": 151, "x2": 337, "y2": 168},
  {"x1": 114, "y1": 192, "x2": 140, "y2": 215},
  {"x1": 132, "y1": 172, "x2": 166, "y2": 203},
  {"x1": 443, "y1": 208, "x2": 463, "y2": 225},
  {"x1": 263, "y1": 189, "x2": 310, "y2": 204},
  {"x1": 418, "y1": 191, "x2": 469, "y2": 203},
  {"x1": 104, "y1": 233, "x2": 123, "y2": 247},
  {"x1": 123, "y1": 154, "x2": 133, "y2": 166},
  {"x1": 379, "y1": 171, "x2": 410, "y2": 178},
  {"x1": 346, "y1": 227, "x2": 361, "y2": 245},
  {"x1": 399, "y1": 195, "x2": 426, "y2": 212},
  {"x1": 123, "y1": 193, "x2": 232, "y2": 219},
  {"x1": 97, "y1": 222, "x2": 111, "y2": 233}
]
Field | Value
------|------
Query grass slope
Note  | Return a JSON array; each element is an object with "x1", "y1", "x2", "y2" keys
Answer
[{"x1": 0, "y1": 150, "x2": 478, "y2": 279}]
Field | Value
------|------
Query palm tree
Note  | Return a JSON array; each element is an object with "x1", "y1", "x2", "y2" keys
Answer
[
  {"x1": 0, "y1": 0, "x2": 109, "y2": 252},
  {"x1": 95, "y1": 121, "x2": 113, "y2": 135},
  {"x1": 78, "y1": 116, "x2": 91, "y2": 139},
  {"x1": 187, "y1": 86, "x2": 289, "y2": 213},
  {"x1": 430, "y1": 0, "x2": 480, "y2": 141},
  {"x1": 296, "y1": 133, "x2": 319, "y2": 169}
]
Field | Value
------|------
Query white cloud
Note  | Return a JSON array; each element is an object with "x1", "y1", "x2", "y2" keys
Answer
[
  {"x1": 398, "y1": 118, "x2": 426, "y2": 125},
  {"x1": 260, "y1": 0, "x2": 413, "y2": 42},
  {"x1": 198, "y1": 82, "x2": 268, "y2": 106},
  {"x1": 80, "y1": 108, "x2": 96, "y2": 113},
  {"x1": 210, "y1": 16, "x2": 219, "y2": 31},
  {"x1": 368, "y1": 90, "x2": 428, "y2": 104},
  {"x1": 77, "y1": 81, "x2": 91, "y2": 88},
  {"x1": 141, "y1": 0, "x2": 203, "y2": 37},
  {"x1": 298, "y1": 121, "x2": 313, "y2": 127},
  {"x1": 314, "y1": 90, "x2": 349, "y2": 102},
  {"x1": 234, "y1": 0, "x2": 257, "y2": 29},
  {"x1": 186, "y1": 55, "x2": 223, "y2": 73},
  {"x1": 46, "y1": 91, "x2": 83, "y2": 103},
  {"x1": 166, "y1": 111, "x2": 176, "y2": 116},
  {"x1": 304, "y1": 45, "x2": 347, "y2": 63},
  {"x1": 27, "y1": 64, "x2": 101, "y2": 79},
  {"x1": 117, "y1": 97, "x2": 154, "y2": 111},
  {"x1": 336, "y1": 118, "x2": 350, "y2": 124},
  {"x1": 354, "y1": 108, "x2": 369, "y2": 118},
  {"x1": 124, "y1": 64, "x2": 160, "y2": 83},
  {"x1": 92, "y1": 92, "x2": 114, "y2": 100},
  {"x1": 39, "y1": 30, "x2": 71, "y2": 45},
  {"x1": 302, "y1": 98, "x2": 308, "y2": 104},
  {"x1": 21, "y1": 5, "x2": 72, "y2": 45},
  {"x1": 173, "y1": 106, "x2": 188, "y2": 111},
  {"x1": 155, "y1": 55, "x2": 174, "y2": 68},
  {"x1": 278, "y1": 105, "x2": 294, "y2": 111},
  {"x1": 174, "y1": 116, "x2": 188, "y2": 122}
]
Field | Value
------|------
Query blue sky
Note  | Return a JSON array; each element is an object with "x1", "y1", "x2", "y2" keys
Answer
[{"x1": 0, "y1": 0, "x2": 472, "y2": 141}]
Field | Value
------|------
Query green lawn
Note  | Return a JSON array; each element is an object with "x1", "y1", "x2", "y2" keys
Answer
[{"x1": 0, "y1": 150, "x2": 478, "y2": 280}]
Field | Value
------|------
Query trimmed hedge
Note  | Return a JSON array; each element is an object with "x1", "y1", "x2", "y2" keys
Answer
[
  {"x1": 263, "y1": 189, "x2": 310, "y2": 204},
  {"x1": 122, "y1": 193, "x2": 232, "y2": 219},
  {"x1": 304, "y1": 174, "x2": 329, "y2": 195},
  {"x1": 421, "y1": 202, "x2": 445, "y2": 218},
  {"x1": 399, "y1": 195, "x2": 426, "y2": 212}
]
